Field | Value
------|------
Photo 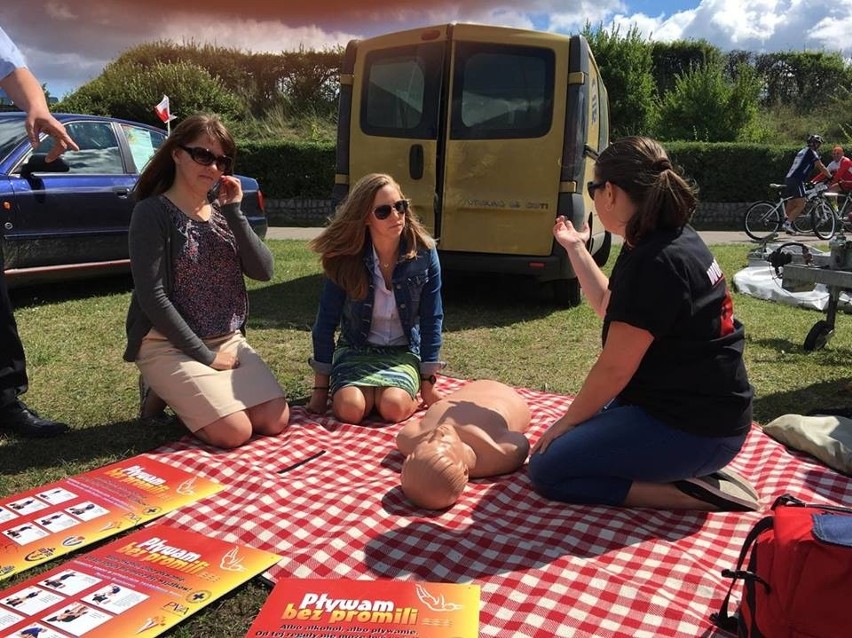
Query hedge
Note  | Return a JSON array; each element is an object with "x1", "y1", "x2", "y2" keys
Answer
[
  {"x1": 234, "y1": 140, "x2": 336, "y2": 199},
  {"x1": 236, "y1": 139, "x2": 807, "y2": 203}
]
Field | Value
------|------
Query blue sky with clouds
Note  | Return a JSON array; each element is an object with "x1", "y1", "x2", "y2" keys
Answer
[{"x1": 1, "y1": 0, "x2": 849, "y2": 98}]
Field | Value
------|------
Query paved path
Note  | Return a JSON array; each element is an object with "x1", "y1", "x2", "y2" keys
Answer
[{"x1": 267, "y1": 227, "x2": 826, "y2": 245}]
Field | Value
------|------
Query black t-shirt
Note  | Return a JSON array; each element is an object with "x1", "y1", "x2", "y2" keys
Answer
[{"x1": 604, "y1": 225, "x2": 753, "y2": 437}]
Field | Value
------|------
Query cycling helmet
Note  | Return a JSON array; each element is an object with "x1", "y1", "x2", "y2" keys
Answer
[{"x1": 807, "y1": 134, "x2": 824, "y2": 145}]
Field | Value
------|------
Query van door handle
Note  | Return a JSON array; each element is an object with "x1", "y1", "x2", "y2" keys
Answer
[
  {"x1": 113, "y1": 187, "x2": 130, "y2": 198},
  {"x1": 409, "y1": 145, "x2": 424, "y2": 180}
]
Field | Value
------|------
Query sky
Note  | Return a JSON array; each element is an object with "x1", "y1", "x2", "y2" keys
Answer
[{"x1": 2, "y1": 0, "x2": 850, "y2": 99}]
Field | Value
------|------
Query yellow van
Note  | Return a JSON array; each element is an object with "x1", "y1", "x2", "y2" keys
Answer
[{"x1": 333, "y1": 23, "x2": 610, "y2": 306}]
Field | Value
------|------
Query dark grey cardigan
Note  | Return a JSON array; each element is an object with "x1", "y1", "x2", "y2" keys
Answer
[{"x1": 123, "y1": 196, "x2": 273, "y2": 365}]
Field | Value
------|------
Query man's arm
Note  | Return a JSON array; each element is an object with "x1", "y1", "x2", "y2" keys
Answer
[{"x1": 0, "y1": 67, "x2": 78, "y2": 161}]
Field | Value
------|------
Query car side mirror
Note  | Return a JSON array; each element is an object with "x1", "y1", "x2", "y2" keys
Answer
[{"x1": 20, "y1": 154, "x2": 70, "y2": 177}]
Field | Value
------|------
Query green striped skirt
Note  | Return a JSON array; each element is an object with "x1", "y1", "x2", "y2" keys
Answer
[{"x1": 330, "y1": 344, "x2": 420, "y2": 398}]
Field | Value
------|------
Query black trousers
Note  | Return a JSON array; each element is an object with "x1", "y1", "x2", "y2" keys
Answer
[{"x1": 0, "y1": 251, "x2": 27, "y2": 409}]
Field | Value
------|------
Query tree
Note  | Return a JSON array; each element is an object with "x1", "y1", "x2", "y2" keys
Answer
[
  {"x1": 651, "y1": 39, "x2": 723, "y2": 96},
  {"x1": 582, "y1": 24, "x2": 658, "y2": 138},
  {"x1": 756, "y1": 51, "x2": 852, "y2": 108}
]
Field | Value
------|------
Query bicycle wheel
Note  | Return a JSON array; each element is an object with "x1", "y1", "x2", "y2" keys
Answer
[
  {"x1": 792, "y1": 210, "x2": 814, "y2": 234},
  {"x1": 743, "y1": 201, "x2": 782, "y2": 240},
  {"x1": 811, "y1": 199, "x2": 836, "y2": 240}
]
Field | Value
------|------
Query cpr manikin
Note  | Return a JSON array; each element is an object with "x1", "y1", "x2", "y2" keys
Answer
[{"x1": 396, "y1": 380, "x2": 531, "y2": 509}]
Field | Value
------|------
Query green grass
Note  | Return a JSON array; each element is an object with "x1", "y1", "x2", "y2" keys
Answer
[{"x1": 1, "y1": 240, "x2": 850, "y2": 635}]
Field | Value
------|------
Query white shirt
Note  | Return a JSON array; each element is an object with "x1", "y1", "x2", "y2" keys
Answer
[
  {"x1": 367, "y1": 246, "x2": 407, "y2": 346},
  {"x1": 0, "y1": 27, "x2": 27, "y2": 81}
]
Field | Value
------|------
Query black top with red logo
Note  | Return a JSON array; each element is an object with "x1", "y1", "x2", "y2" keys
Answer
[{"x1": 604, "y1": 225, "x2": 753, "y2": 437}]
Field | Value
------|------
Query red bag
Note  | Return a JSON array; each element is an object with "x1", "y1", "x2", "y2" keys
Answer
[{"x1": 712, "y1": 494, "x2": 852, "y2": 637}]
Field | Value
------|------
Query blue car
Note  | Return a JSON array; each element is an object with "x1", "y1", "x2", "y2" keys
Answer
[{"x1": 0, "y1": 112, "x2": 268, "y2": 285}]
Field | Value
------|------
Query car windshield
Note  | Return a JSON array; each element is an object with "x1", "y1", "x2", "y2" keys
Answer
[{"x1": 0, "y1": 118, "x2": 27, "y2": 163}]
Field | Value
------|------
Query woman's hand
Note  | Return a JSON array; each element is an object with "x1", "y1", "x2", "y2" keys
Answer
[
  {"x1": 216, "y1": 175, "x2": 243, "y2": 206},
  {"x1": 553, "y1": 216, "x2": 590, "y2": 250},
  {"x1": 210, "y1": 351, "x2": 239, "y2": 370},
  {"x1": 306, "y1": 389, "x2": 329, "y2": 414},
  {"x1": 419, "y1": 382, "x2": 443, "y2": 408},
  {"x1": 531, "y1": 416, "x2": 577, "y2": 455}
]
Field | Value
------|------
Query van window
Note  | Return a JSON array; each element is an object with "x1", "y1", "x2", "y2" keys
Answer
[
  {"x1": 451, "y1": 43, "x2": 554, "y2": 140},
  {"x1": 361, "y1": 44, "x2": 443, "y2": 139}
]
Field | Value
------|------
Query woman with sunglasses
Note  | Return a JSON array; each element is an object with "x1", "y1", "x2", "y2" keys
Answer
[
  {"x1": 307, "y1": 173, "x2": 444, "y2": 424},
  {"x1": 123, "y1": 113, "x2": 289, "y2": 449},
  {"x1": 529, "y1": 136, "x2": 756, "y2": 512}
]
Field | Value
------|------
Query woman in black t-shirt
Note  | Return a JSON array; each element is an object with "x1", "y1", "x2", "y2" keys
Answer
[{"x1": 528, "y1": 136, "x2": 757, "y2": 512}]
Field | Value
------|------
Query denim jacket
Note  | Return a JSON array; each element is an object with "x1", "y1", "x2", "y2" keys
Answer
[{"x1": 310, "y1": 237, "x2": 444, "y2": 376}]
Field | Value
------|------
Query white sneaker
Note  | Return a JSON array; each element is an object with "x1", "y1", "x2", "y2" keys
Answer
[{"x1": 782, "y1": 220, "x2": 795, "y2": 234}]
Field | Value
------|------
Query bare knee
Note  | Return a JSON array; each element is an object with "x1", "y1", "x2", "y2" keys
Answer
[
  {"x1": 332, "y1": 387, "x2": 370, "y2": 424},
  {"x1": 333, "y1": 399, "x2": 367, "y2": 424},
  {"x1": 250, "y1": 398, "x2": 290, "y2": 436},
  {"x1": 376, "y1": 390, "x2": 417, "y2": 423},
  {"x1": 195, "y1": 414, "x2": 253, "y2": 449}
]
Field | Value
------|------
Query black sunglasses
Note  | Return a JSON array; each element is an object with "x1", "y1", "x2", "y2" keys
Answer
[
  {"x1": 587, "y1": 180, "x2": 606, "y2": 197},
  {"x1": 373, "y1": 199, "x2": 410, "y2": 220},
  {"x1": 179, "y1": 145, "x2": 233, "y2": 173}
]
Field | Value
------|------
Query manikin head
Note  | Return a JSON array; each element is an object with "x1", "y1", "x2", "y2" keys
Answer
[{"x1": 400, "y1": 424, "x2": 476, "y2": 509}]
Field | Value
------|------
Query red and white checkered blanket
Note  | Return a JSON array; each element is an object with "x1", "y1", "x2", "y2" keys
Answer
[{"x1": 150, "y1": 377, "x2": 852, "y2": 637}]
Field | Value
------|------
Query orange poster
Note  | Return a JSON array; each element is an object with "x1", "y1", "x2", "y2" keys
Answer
[
  {"x1": 245, "y1": 578, "x2": 480, "y2": 638},
  {"x1": 0, "y1": 523, "x2": 281, "y2": 637},
  {"x1": 0, "y1": 457, "x2": 223, "y2": 580}
]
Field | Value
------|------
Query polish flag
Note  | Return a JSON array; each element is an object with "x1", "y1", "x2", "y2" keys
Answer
[{"x1": 154, "y1": 95, "x2": 176, "y2": 123}]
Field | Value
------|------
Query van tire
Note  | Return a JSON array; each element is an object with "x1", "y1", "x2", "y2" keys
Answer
[
  {"x1": 552, "y1": 278, "x2": 581, "y2": 308},
  {"x1": 592, "y1": 232, "x2": 612, "y2": 267}
]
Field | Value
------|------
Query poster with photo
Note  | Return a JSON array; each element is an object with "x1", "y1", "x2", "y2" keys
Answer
[
  {"x1": 245, "y1": 579, "x2": 480, "y2": 638},
  {"x1": 0, "y1": 457, "x2": 224, "y2": 580},
  {"x1": 0, "y1": 524, "x2": 281, "y2": 638}
]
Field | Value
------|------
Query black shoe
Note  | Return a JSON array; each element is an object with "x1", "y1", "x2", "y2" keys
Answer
[{"x1": 0, "y1": 401, "x2": 70, "y2": 438}]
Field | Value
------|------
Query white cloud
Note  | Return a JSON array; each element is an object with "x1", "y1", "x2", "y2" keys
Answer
[
  {"x1": 158, "y1": 16, "x2": 360, "y2": 53},
  {"x1": 602, "y1": 0, "x2": 851, "y2": 53},
  {"x1": 44, "y1": 1, "x2": 77, "y2": 21}
]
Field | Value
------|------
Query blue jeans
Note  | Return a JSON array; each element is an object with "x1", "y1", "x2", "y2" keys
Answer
[{"x1": 528, "y1": 402, "x2": 747, "y2": 506}]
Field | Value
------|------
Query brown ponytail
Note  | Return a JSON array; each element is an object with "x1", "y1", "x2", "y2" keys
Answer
[{"x1": 596, "y1": 137, "x2": 696, "y2": 246}]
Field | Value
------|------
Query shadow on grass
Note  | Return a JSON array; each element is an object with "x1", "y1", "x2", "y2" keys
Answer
[
  {"x1": 247, "y1": 271, "x2": 566, "y2": 333},
  {"x1": 0, "y1": 418, "x2": 184, "y2": 475},
  {"x1": 9, "y1": 274, "x2": 134, "y2": 309},
  {"x1": 749, "y1": 335, "x2": 852, "y2": 361},
  {"x1": 753, "y1": 378, "x2": 851, "y2": 424}
]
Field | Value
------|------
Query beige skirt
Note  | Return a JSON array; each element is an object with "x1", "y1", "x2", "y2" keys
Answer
[{"x1": 135, "y1": 329, "x2": 285, "y2": 433}]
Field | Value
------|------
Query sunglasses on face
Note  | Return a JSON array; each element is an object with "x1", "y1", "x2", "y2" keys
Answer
[
  {"x1": 373, "y1": 199, "x2": 410, "y2": 220},
  {"x1": 587, "y1": 180, "x2": 606, "y2": 197},
  {"x1": 179, "y1": 145, "x2": 233, "y2": 173}
]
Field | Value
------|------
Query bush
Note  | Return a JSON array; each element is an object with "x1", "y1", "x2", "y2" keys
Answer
[
  {"x1": 56, "y1": 60, "x2": 246, "y2": 127},
  {"x1": 658, "y1": 62, "x2": 761, "y2": 142}
]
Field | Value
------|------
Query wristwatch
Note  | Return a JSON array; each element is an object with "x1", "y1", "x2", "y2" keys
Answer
[{"x1": 420, "y1": 374, "x2": 437, "y2": 385}]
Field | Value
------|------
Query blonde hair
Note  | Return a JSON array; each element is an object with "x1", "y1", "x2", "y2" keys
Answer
[
  {"x1": 309, "y1": 173, "x2": 435, "y2": 299},
  {"x1": 400, "y1": 445, "x2": 469, "y2": 510}
]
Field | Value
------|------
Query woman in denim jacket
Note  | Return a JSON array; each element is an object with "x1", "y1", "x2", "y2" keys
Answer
[{"x1": 307, "y1": 173, "x2": 444, "y2": 424}]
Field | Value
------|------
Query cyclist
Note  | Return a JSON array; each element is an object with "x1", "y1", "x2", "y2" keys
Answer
[
  {"x1": 781, "y1": 134, "x2": 832, "y2": 234},
  {"x1": 813, "y1": 145, "x2": 852, "y2": 193}
]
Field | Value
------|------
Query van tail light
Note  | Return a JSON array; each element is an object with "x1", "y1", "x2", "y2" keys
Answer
[{"x1": 257, "y1": 189, "x2": 265, "y2": 213}]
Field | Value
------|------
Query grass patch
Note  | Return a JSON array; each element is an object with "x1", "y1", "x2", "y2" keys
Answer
[{"x1": 0, "y1": 240, "x2": 849, "y2": 634}]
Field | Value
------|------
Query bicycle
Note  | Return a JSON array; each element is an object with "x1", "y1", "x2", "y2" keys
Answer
[
  {"x1": 810, "y1": 188, "x2": 852, "y2": 240},
  {"x1": 743, "y1": 182, "x2": 834, "y2": 241}
]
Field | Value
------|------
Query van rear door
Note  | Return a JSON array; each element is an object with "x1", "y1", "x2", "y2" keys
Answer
[
  {"x1": 342, "y1": 26, "x2": 447, "y2": 232},
  {"x1": 438, "y1": 24, "x2": 565, "y2": 257}
]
